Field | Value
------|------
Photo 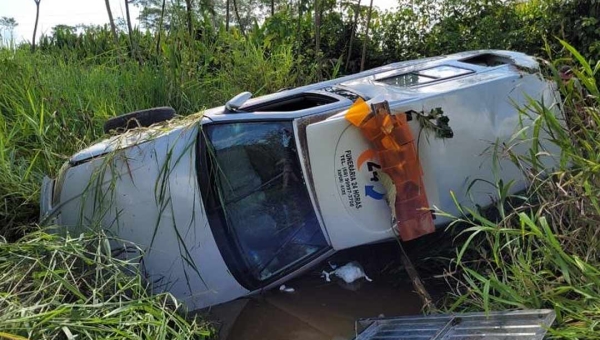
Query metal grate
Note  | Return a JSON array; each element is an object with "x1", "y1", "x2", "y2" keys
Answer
[{"x1": 355, "y1": 309, "x2": 556, "y2": 340}]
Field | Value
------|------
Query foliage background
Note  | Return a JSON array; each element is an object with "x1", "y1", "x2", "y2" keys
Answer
[
  {"x1": 0, "y1": 0, "x2": 597, "y2": 234},
  {"x1": 0, "y1": 0, "x2": 598, "y2": 338}
]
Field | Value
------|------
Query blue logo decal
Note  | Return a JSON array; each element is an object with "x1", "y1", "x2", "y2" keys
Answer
[{"x1": 365, "y1": 185, "x2": 385, "y2": 200}]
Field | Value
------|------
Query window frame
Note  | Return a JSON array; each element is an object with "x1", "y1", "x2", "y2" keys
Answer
[
  {"x1": 376, "y1": 64, "x2": 475, "y2": 88},
  {"x1": 196, "y1": 119, "x2": 332, "y2": 290}
]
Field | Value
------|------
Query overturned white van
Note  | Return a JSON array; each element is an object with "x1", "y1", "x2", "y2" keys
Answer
[{"x1": 40, "y1": 50, "x2": 563, "y2": 310}]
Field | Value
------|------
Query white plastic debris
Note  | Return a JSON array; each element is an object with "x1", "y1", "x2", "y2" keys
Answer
[
  {"x1": 322, "y1": 261, "x2": 373, "y2": 284},
  {"x1": 279, "y1": 284, "x2": 295, "y2": 293}
]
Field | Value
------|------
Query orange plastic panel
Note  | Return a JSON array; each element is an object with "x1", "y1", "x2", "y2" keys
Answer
[
  {"x1": 345, "y1": 101, "x2": 434, "y2": 241},
  {"x1": 346, "y1": 98, "x2": 371, "y2": 127}
]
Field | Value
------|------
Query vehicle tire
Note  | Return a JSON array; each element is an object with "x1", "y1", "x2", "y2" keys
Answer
[{"x1": 103, "y1": 107, "x2": 176, "y2": 134}]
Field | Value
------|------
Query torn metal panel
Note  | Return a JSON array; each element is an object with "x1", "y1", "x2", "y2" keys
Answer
[{"x1": 355, "y1": 309, "x2": 556, "y2": 340}]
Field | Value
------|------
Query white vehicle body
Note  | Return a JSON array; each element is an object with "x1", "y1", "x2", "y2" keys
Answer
[{"x1": 40, "y1": 50, "x2": 562, "y2": 310}]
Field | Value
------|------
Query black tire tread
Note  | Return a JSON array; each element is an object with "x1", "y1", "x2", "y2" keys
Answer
[{"x1": 103, "y1": 107, "x2": 176, "y2": 134}]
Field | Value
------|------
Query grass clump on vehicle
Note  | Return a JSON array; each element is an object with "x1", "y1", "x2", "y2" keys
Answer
[{"x1": 0, "y1": 228, "x2": 212, "y2": 339}]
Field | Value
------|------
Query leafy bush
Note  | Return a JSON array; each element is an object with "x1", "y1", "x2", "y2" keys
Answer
[
  {"x1": 442, "y1": 41, "x2": 600, "y2": 338},
  {"x1": 0, "y1": 34, "x2": 305, "y2": 238}
]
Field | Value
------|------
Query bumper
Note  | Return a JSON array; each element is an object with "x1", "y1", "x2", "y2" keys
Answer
[{"x1": 40, "y1": 176, "x2": 55, "y2": 223}]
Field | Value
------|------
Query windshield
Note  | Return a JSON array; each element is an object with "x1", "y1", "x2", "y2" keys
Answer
[{"x1": 204, "y1": 121, "x2": 328, "y2": 282}]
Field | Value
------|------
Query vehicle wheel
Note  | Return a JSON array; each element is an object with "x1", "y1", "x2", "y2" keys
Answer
[{"x1": 103, "y1": 107, "x2": 176, "y2": 134}]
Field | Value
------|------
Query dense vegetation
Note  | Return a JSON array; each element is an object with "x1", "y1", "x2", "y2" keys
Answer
[
  {"x1": 0, "y1": 0, "x2": 598, "y2": 338},
  {"x1": 440, "y1": 40, "x2": 600, "y2": 338}
]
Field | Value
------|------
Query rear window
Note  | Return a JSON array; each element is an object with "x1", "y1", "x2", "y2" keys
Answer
[{"x1": 378, "y1": 65, "x2": 473, "y2": 88}]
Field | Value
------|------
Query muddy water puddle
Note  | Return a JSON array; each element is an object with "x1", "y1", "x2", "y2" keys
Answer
[{"x1": 202, "y1": 242, "x2": 438, "y2": 340}]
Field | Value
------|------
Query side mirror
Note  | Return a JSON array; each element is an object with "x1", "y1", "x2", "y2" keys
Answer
[{"x1": 225, "y1": 92, "x2": 253, "y2": 112}]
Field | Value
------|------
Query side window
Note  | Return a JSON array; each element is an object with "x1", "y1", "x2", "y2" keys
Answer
[
  {"x1": 378, "y1": 72, "x2": 436, "y2": 87},
  {"x1": 378, "y1": 65, "x2": 473, "y2": 88},
  {"x1": 418, "y1": 65, "x2": 472, "y2": 78}
]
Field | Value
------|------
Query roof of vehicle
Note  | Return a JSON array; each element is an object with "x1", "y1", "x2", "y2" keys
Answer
[
  {"x1": 203, "y1": 49, "x2": 539, "y2": 119},
  {"x1": 69, "y1": 50, "x2": 539, "y2": 164}
]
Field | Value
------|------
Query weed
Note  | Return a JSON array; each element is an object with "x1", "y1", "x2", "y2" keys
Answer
[
  {"x1": 440, "y1": 41, "x2": 600, "y2": 338},
  {"x1": 0, "y1": 228, "x2": 212, "y2": 339}
]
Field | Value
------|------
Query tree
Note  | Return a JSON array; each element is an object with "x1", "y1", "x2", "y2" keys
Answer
[
  {"x1": 125, "y1": 0, "x2": 140, "y2": 61},
  {"x1": 315, "y1": 0, "x2": 322, "y2": 79},
  {"x1": 31, "y1": 0, "x2": 41, "y2": 52},
  {"x1": 345, "y1": 0, "x2": 361, "y2": 71},
  {"x1": 295, "y1": 0, "x2": 305, "y2": 46},
  {"x1": 0, "y1": 17, "x2": 18, "y2": 31},
  {"x1": 232, "y1": 0, "x2": 246, "y2": 36},
  {"x1": 132, "y1": 0, "x2": 164, "y2": 31},
  {"x1": 360, "y1": 0, "x2": 373, "y2": 71},
  {"x1": 132, "y1": 0, "x2": 206, "y2": 33},
  {"x1": 115, "y1": 17, "x2": 128, "y2": 32},
  {"x1": 0, "y1": 17, "x2": 18, "y2": 42},
  {"x1": 105, "y1": 0, "x2": 120, "y2": 46},
  {"x1": 226, "y1": 0, "x2": 230, "y2": 31},
  {"x1": 185, "y1": 0, "x2": 193, "y2": 36},
  {"x1": 156, "y1": 0, "x2": 166, "y2": 54}
]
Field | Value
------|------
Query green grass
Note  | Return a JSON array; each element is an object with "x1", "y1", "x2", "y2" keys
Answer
[
  {"x1": 0, "y1": 39, "x2": 306, "y2": 239},
  {"x1": 0, "y1": 228, "x2": 212, "y2": 339},
  {"x1": 0, "y1": 35, "x2": 313, "y2": 338},
  {"x1": 439, "y1": 41, "x2": 600, "y2": 338},
  {"x1": 0, "y1": 23, "x2": 598, "y2": 339}
]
